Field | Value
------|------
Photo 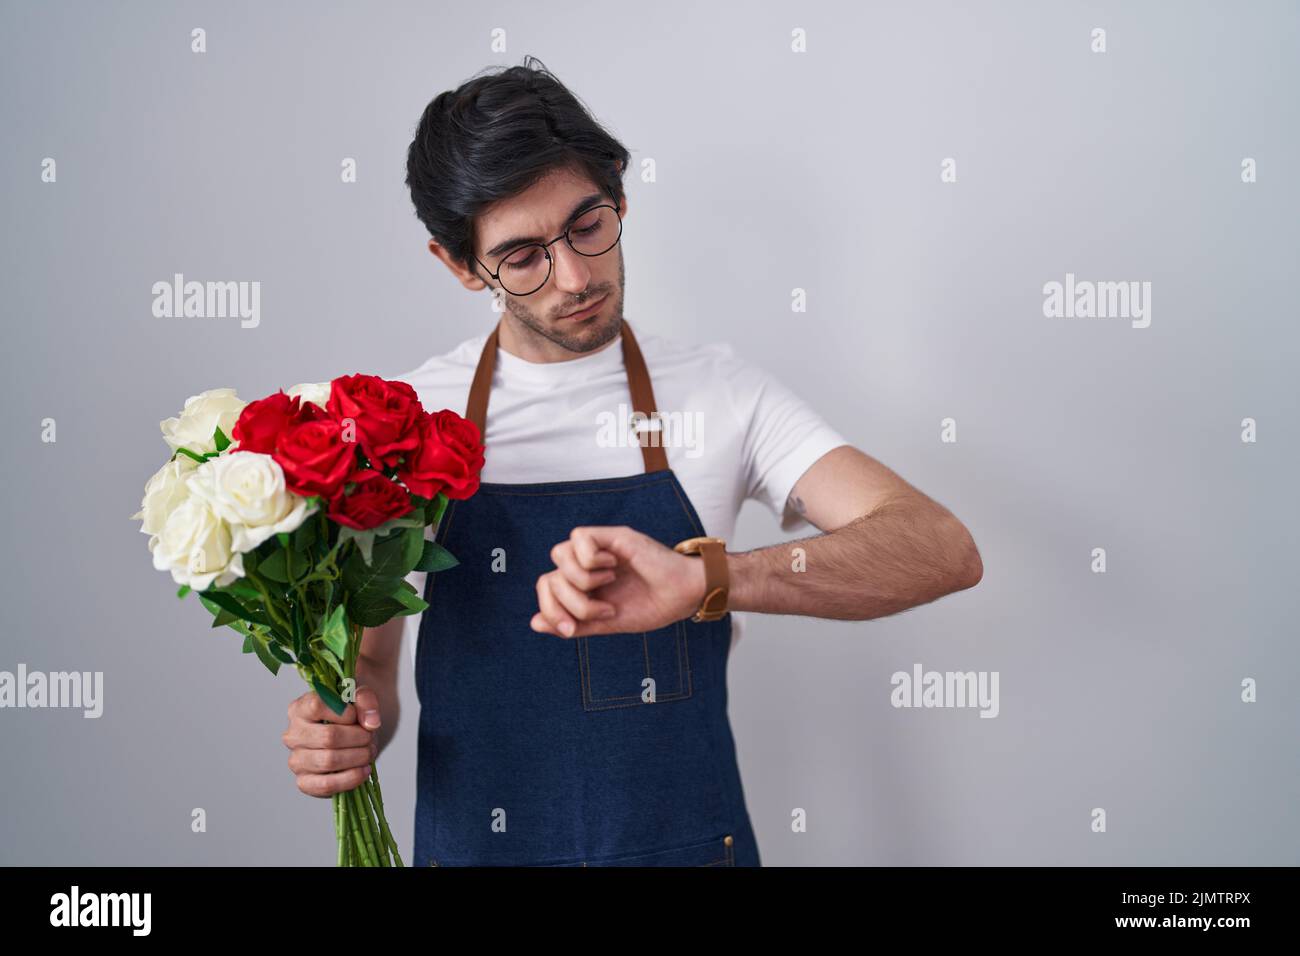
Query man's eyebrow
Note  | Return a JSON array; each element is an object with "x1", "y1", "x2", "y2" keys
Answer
[{"x1": 482, "y1": 192, "x2": 607, "y2": 261}]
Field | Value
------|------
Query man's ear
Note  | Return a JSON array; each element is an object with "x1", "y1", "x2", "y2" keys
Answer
[{"x1": 428, "y1": 238, "x2": 490, "y2": 292}]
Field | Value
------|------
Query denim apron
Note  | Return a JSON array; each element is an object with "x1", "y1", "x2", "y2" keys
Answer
[{"x1": 413, "y1": 319, "x2": 760, "y2": 867}]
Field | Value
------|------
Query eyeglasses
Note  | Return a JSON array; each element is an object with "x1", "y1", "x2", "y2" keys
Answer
[{"x1": 474, "y1": 203, "x2": 623, "y2": 296}]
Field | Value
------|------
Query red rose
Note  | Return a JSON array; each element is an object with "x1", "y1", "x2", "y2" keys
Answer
[
  {"x1": 326, "y1": 374, "x2": 423, "y2": 470},
  {"x1": 327, "y1": 469, "x2": 414, "y2": 530},
  {"x1": 272, "y1": 417, "x2": 358, "y2": 501},
  {"x1": 231, "y1": 391, "x2": 324, "y2": 455},
  {"x1": 397, "y1": 409, "x2": 485, "y2": 500}
]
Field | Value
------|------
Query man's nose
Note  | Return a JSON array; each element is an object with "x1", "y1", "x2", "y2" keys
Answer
[{"x1": 550, "y1": 240, "x2": 593, "y2": 294}]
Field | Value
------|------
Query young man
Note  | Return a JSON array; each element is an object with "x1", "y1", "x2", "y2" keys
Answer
[{"x1": 282, "y1": 57, "x2": 982, "y2": 867}]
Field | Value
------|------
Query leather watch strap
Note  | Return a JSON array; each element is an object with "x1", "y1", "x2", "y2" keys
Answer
[{"x1": 673, "y1": 536, "x2": 729, "y2": 622}]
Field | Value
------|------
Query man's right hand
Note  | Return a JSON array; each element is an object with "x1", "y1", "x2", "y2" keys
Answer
[{"x1": 283, "y1": 686, "x2": 381, "y2": 798}]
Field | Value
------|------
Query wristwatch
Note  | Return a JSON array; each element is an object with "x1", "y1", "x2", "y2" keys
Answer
[{"x1": 672, "y1": 536, "x2": 730, "y2": 623}]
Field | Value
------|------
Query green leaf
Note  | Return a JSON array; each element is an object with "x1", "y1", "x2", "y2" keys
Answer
[
  {"x1": 291, "y1": 516, "x2": 319, "y2": 553},
  {"x1": 173, "y1": 446, "x2": 206, "y2": 465},
  {"x1": 213, "y1": 426, "x2": 231, "y2": 452},
  {"x1": 336, "y1": 526, "x2": 379, "y2": 566},
  {"x1": 198, "y1": 593, "x2": 240, "y2": 628},
  {"x1": 337, "y1": 512, "x2": 426, "y2": 566},
  {"x1": 241, "y1": 634, "x2": 253, "y2": 654},
  {"x1": 227, "y1": 581, "x2": 262, "y2": 604},
  {"x1": 338, "y1": 525, "x2": 429, "y2": 626},
  {"x1": 345, "y1": 592, "x2": 406, "y2": 628},
  {"x1": 199, "y1": 588, "x2": 271, "y2": 628},
  {"x1": 425, "y1": 493, "x2": 449, "y2": 530},
  {"x1": 317, "y1": 647, "x2": 346, "y2": 680},
  {"x1": 276, "y1": 532, "x2": 290, "y2": 548},
  {"x1": 391, "y1": 579, "x2": 429, "y2": 615},
  {"x1": 290, "y1": 603, "x2": 306, "y2": 660},
  {"x1": 400, "y1": 525, "x2": 425, "y2": 574},
  {"x1": 414, "y1": 539, "x2": 459, "y2": 573},
  {"x1": 312, "y1": 677, "x2": 346, "y2": 717},
  {"x1": 257, "y1": 549, "x2": 289, "y2": 583},
  {"x1": 322, "y1": 605, "x2": 349, "y2": 659},
  {"x1": 249, "y1": 634, "x2": 281, "y2": 676},
  {"x1": 341, "y1": 528, "x2": 423, "y2": 593},
  {"x1": 211, "y1": 607, "x2": 239, "y2": 628},
  {"x1": 267, "y1": 642, "x2": 295, "y2": 664},
  {"x1": 226, "y1": 619, "x2": 254, "y2": 640},
  {"x1": 177, "y1": 584, "x2": 192, "y2": 599}
]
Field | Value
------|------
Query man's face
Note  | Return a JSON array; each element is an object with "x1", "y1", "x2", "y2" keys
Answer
[{"x1": 470, "y1": 166, "x2": 626, "y2": 354}]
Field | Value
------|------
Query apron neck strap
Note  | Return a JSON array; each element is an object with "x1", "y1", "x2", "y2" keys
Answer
[{"x1": 465, "y1": 318, "x2": 669, "y2": 474}]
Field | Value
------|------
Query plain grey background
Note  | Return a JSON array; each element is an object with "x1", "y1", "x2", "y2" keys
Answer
[{"x1": 2, "y1": 0, "x2": 1296, "y2": 865}]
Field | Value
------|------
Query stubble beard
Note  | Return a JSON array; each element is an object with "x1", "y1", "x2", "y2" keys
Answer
[{"x1": 501, "y1": 250, "x2": 626, "y2": 355}]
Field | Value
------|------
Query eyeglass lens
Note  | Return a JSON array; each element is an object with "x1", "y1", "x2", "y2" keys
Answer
[{"x1": 496, "y1": 205, "x2": 620, "y2": 295}]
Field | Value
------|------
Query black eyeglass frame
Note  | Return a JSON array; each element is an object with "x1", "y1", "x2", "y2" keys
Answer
[{"x1": 472, "y1": 203, "x2": 623, "y2": 297}]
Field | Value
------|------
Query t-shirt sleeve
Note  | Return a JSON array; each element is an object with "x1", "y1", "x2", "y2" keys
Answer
[{"x1": 722, "y1": 347, "x2": 852, "y2": 532}]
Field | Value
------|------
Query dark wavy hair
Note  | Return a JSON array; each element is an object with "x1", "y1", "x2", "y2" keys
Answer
[{"x1": 405, "y1": 56, "x2": 631, "y2": 278}]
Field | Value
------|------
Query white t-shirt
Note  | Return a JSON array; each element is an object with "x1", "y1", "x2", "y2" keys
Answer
[{"x1": 389, "y1": 323, "x2": 850, "y2": 664}]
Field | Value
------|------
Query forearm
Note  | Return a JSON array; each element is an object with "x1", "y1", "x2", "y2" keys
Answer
[
  {"x1": 726, "y1": 494, "x2": 982, "y2": 621},
  {"x1": 356, "y1": 639, "x2": 400, "y2": 758}
]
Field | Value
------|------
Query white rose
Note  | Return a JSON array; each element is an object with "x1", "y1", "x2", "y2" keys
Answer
[
  {"x1": 132, "y1": 454, "x2": 199, "y2": 538},
  {"x1": 160, "y1": 387, "x2": 247, "y2": 456},
  {"x1": 186, "y1": 451, "x2": 318, "y2": 553},
  {"x1": 152, "y1": 494, "x2": 245, "y2": 590},
  {"x1": 286, "y1": 381, "x2": 332, "y2": 408}
]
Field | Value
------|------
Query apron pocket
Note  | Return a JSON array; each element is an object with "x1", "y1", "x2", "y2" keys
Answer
[{"x1": 577, "y1": 620, "x2": 692, "y2": 711}]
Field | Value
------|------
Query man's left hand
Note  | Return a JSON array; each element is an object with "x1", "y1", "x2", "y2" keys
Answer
[{"x1": 530, "y1": 525, "x2": 707, "y2": 638}]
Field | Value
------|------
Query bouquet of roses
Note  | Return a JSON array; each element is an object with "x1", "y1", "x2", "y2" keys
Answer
[{"x1": 132, "y1": 376, "x2": 484, "y2": 866}]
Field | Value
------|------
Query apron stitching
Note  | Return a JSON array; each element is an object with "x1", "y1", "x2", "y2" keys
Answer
[
  {"x1": 665, "y1": 477, "x2": 705, "y2": 537},
  {"x1": 580, "y1": 621, "x2": 692, "y2": 708}
]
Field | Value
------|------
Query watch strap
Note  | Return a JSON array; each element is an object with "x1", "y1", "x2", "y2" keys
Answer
[{"x1": 673, "y1": 536, "x2": 729, "y2": 622}]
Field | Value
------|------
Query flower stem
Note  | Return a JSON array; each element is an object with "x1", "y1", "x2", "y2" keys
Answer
[
  {"x1": 333, "y1": 792, "x2": 343, "y2": 867},
  {"x1": 352, "y1": 786, "x2": 384, "y2": 866},
  {"x1": 344, "y1": 802, "x2": 357, "y2": 866},
  {"x1": 346, "y1": 788, "x2": 373, "y2": 866},
  {"x1": 367, "y1": 766, "x2": 404, "y2": 866}
]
